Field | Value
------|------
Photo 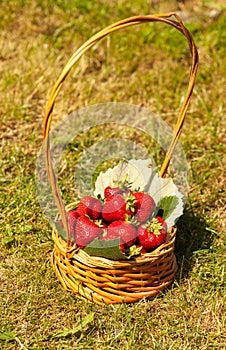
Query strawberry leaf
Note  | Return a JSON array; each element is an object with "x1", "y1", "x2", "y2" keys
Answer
[
  {"x1": 83, "y1": 237, "x2": 126, "y2": 260},
  {"x1": 157, "y1": 196, "x2": 179, "y2": 219}
]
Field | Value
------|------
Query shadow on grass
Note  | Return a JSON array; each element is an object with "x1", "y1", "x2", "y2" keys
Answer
[{"x1": 174, "y1": 208, "x2": 215, "y2": 280}]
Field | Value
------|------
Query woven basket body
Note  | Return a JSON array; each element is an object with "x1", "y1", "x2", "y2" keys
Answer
[
  {"x1": 43, "y1": 13, "x2": 198, "y2": 304},
  {"x1": 52, "y1": 227, "x2": 177, "y2": 304}
]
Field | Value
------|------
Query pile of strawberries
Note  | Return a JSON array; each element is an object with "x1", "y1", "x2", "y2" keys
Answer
[{"x1": 59, "y1": 185, "x2": 168, "y2": 256}]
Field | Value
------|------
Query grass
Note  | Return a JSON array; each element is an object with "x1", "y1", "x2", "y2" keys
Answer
[{"x1": 0, "y1": 0, "x2": 225, "y2": 349}]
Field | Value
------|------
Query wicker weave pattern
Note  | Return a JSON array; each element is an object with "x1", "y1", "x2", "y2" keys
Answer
[
  {"x1": 43, "y1": 13, "x2": 199, "y2": 304},
  {"x1": 52, "y1": 227, "x2": 177, "y2": 304}
]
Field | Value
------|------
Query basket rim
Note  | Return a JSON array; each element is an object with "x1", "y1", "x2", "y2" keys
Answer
[{"x1": 52, "y1": 224, "x2": 177, "y2": 268}]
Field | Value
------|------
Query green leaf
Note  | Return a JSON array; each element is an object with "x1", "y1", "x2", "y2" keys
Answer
[
  {"x1": 2, "y1": 236, "x2": 15, "y2": 247},
  {"x1": 52, "y1": 312, "x2": 94, "y2": 339},
  {"x1": 0, "y1": 331, "x2": 16, "y2": 341},
  {"x1": 54, "y1": 221, "x2": 67, "y2": 241},
  {"x1": 84, "y1": 237, "x2": 126, "y2": 260},
  {"x1": 157, "y1": 196, "x2": 179, "y2": 219}
]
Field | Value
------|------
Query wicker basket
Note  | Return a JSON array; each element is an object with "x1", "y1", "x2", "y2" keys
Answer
[{"x1": 43, "y1": 13, "x2": 198, "y2": 305}]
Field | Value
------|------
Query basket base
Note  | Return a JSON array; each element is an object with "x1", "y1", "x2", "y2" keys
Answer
[{"x1": 51, "y1": 226, "x2": 178, "y2": 305}]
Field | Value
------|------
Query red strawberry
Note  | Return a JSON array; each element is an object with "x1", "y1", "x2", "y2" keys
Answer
[
  {"x1": 99, "y1": 224, "x2": 119, "y2": 241},
  {"x1": 102, "y1": 194, "x2": 126, "y2": 222},
  {"x1": 132, "y1": 192, "x2": 155, "y2": 223},
  {"x1": 107, "y1": 220, "x2": 137, "y2": 249},
  {"x1": 104, "y1": 185, "x2": 131, "y2": 200},
  {"x1": 59, "y1": 209, "x2": 79, "y2": 241},
  {"x1": 104, "y1": 186, "x2": 121, "y2": 199},
  {"x1": 138, "y1": 216, "x2": 167, "y2": 251},
  {"x1": 75, "y1": 216, "x2": 103, "y2": 248},
  {"x1": 67, "y1": 210, "x2": 79, "y2": 234},
  {"x1": 76, "y1": 195, "x2": 102, "y2": 220},
  {"x1": 135, "y1": 244, "x2": 147, "y2": 255}
]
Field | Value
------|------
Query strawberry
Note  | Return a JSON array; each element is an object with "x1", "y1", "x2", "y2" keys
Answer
[
  {"x1": 107, "y1": 220, "x2": 137, "y2": 249},
  {"x1": 67, "y1": 209, "x2": 79, "y2": 234},
  {"x1": 75, "y1": 216, "x2": 103, "y2": 248},
  {"x1": 59, "y1": 209, "x2": 79, "y2": 241},
  {"x1": 135, "y1": 244, "x2": 147, "y2": 255},
  {"x1": 76, "y1": 195, "x2": 102, "y2": 220},
  {"x1": 132, "y1": 192, "x2": 155, "y2": 223},
  {"x1": 104, "y1": 186, "x2": 121, "y2": 199},
  {"x1": 102, "y1": 194, "x2": 126, "y2": 222},
  {"x1": 104, "y1": 185, "x2": 131, "y2": 200},
  {"x1": 99, "y1": 224, "x2": 119, "y2": 242},
  {"x1": 138, "y1": 216, "x2": 167, "y2": 251}
]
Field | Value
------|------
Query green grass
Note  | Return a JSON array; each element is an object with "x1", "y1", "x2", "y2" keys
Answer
[{"x1": 0, "y1": 1, "x2": 225, "y2": 349}]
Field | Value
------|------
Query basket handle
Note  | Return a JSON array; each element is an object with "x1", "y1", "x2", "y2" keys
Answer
[{"x1": 43, "y1": 12, "x2": 198, "y2": 246}]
